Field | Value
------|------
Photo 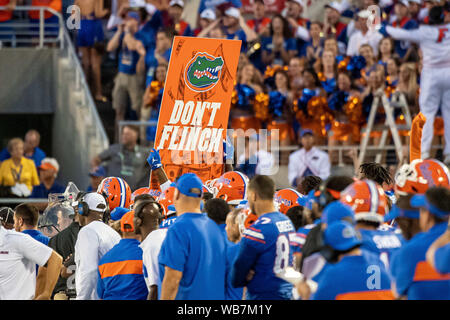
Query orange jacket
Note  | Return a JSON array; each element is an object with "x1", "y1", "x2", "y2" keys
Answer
[{"x1": 29, "y1": 0, "x2": 61, "y2": 20}]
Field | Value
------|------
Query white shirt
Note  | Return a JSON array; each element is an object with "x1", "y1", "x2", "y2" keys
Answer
[
  {"x1": 288, "y1": 146, "x2": 331, "y2": 186},
  {"x1": 347, "y1": 29, "x2": 383, "y2": 57},
  {"x1": 139, "y1": 228, "x2": 167, "y2": 290},
  {"x1": 386, "y1": 24, "x2": 450, "y2": 69},
  {"x1": 74, "y1": 221, "x2": 121, "y2": 300},
  {"x1": 237, "y1": 150, "x2": 276, "y2": 176},
  {"x1": 0, "y1": 226, "x2": 53, "y2": 300}
]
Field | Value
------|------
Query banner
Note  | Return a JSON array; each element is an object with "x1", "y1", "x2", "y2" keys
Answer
[{"x1": 153, "y1": 36, "x2": 241, "y2": 184}]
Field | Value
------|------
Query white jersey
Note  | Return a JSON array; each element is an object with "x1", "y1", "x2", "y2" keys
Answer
[
  {"x1": 74, "y1": 221, "x2": 121, "y2": 300},
  {"x1": 0, "y1": 226, "x2": 53, "y2": 300},
  {"x1": 139, "y1": 228, "x2": 167, "y2": 290},
  {"x1": 386, "y1": 24, "x2": 450, "y2": 68}
]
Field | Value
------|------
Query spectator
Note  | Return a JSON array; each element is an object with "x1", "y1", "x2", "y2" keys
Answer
[
  {"x1": 390, "y1": 0, "x2": 419, "y2": 59},
  {"x1": 86, "y1": 166, "x2": 106, "y2": 192},
  {"x1": 346, "y1": 9, "x2": 383, "y2": 57},
  {"x1": 222, "y1": 6, "x2": 248, "y2": 52},
  {"x1": 193, "y1": 8, "x2": 216, "y2": 36},
  {"x1": 97, "y1": 210, "x2": 148, "y2": 300},
  {"x1": 158, "y1": 173, "x2": 227, "y2": 299},
  {"x1": 30, "y1": 158, "x2": 65, "y2": 199},
  {"x1": 288, "y1": 56, "x2": 307, "y2": 94},
  {"x1": 395, "y1": 62, "x2": 419, "y2": 111},
  {"x1": 163, "y1": 0, "x2": 192, "y2": 36},
  {"x1": 0, "y1": 223, "x2": 62, "y2": 300},
  {"x1": 246, "y1": 0, "x2": 271, "y2": 37},
  {"x1": 261, "y1": 14, "x2": 298, "y2": 66},
  {"x1": 0, "y1": 206, "x2": 14, "y2": 230},
  {"x1": 285, "y1": 0, "x2": 309, "y2": 57},
  {"x1": 323, "y1": 1, "x2": 348, "y2": 49},
  {"x1": 198, "y1": 0, "x2": 242, "y2": 15},
  {"x1": 288, "y1": 129, "x2": 331, "y2": 187},
  {"x1": 0, "y1": 138, "x2": 39, "y2": 196},
  {"x1": 107, "y1": 11, "x2": 146, "y2": 140},
  {"x1": 377, "y1": 37, "x2": 396, "y2": 68},
  {"x1": 75, "y1": 0, "x2": 109, "y2": 102},
  {"x1": 134, "y1": 198, "x2": 166, "y2": 300},
  {"x1": 74, "y1": 192, "x2": 121, "y2": 300},
  {"x1": 304, "y1": 21, "x2": 324, "y2": 64},
  {"x1": 92, "y1": 125, "x2": 149, "y2": 190},
  {"x1": 0, "y1": 129, "x2": 47, "y2": 167}
]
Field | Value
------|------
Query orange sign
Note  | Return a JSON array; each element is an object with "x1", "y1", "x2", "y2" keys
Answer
[{"x1": 153, "y1": 36, "x2": 242, "y2": 183}]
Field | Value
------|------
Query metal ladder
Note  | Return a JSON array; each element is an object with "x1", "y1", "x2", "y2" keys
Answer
[{"x1": 358, "y1": 89, "x2": 412, "y2": 165}]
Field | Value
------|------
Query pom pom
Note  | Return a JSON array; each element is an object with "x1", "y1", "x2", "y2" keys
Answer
[
  {"x1": 347, "y1": 55, "x2": 366, "y2": 79},
  {"x1": 268, "y1": 91, "x2": 286, "y2": 118},
  {"x1": 254, "y1": 93, "x2": 270, "y2": 121}
]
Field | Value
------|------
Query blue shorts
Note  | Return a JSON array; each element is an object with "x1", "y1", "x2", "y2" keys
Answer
[
  {"x1": 30, "y1": 15, "x2": 59, "y2": 36},
  {"x1": 0, "y1": 20, "x2": 14, "y2": 41},
  {"x1": 77, "y1": 19, "x2": 104, "y2": 47}
]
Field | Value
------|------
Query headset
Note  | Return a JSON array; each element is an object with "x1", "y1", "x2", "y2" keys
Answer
[
  {"x1": 76, "y1": 193, "x2": 89, "y2": 217},
  {"x1": 134, "y1": 199, "x2": 165, "y2": 226},
  {"x1": 317, "y1": 178, "x2": 341, "y2": 209},
  {"x1": 99, "y1": 191, "x2": 111, "y2": 224}
]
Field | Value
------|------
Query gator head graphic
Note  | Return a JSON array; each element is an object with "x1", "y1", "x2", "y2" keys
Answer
[{"x1": 185, "y1": 52, "x2": 224, "y2": 92}]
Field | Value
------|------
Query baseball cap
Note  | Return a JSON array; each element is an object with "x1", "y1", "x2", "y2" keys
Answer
[
  {"x1": 169, "y1": 0, "x2": 184, "y2": 8},
  {"x1": 297, "y1": 189, "x2": 318, "y2": 210},
  {"x1": 200, "y1": 9, "x2": 216, "y2": 20},
  {"x1": 397, "y1": 0, "x2": 409, "y2": 6},
  {"x1": 357, "y1": 10, "x2": 371, "y2": 19},
  {"x1": 325, "y1": 1, "x2": 343, "y2": 13},
  {"x1": 39, "y1": 158, "x2": 59, "y2": 172},
  {"x1": 408, "y1": 0, "x2": 421, "y2": 4},
  {"x1": 83, "y1": 192, "x2": 108, "y2": 213},
  {"x1": 121, "y1": 210, "x2": 135, "y2": 232},
  {"x1": 410, "y1": 194, "x2": 449, "y2": 218},
  {"x1": 110, "y1": 207, "x2": 130, "y2": 221},
  {"x1": 322, "y1": 202, "x2": 355, "y2": 226},
  {"x1": 384, "y1": 205, "x2": 420, "y2": 222},
  {"x1": 225, "y1": 7, "x2": 240, "y2": 19},
  {"x1": 300, "y1": 129, "x2": 314, "y2": 137},
  {"x1": 174, "y1": 173, "x2": 203, "y2": 198},
  {"x1": 288, "y1": 0, "x2": 304, "y2": 7},
  {"x1": 127, "y1": 11, "x2": 140, "y2": 22},
  {"x1": 89, "y1": 166, "x2": 106, "y2": 178},
  {"x1": 323, "y1": 221, "x2": 362, "y2": 251}
]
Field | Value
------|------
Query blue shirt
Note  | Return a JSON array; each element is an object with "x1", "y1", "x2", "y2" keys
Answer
[
  {"x1": 22, "y1": 229, "x2": 49, "y2": 275},
  {"x1": 97, "y1": 239, "x2": 148, "y2": 300},
  {"x1": 231, "y1": 211, "x2": 295, "y2": 300},
  {"x1": 159, "y1": 215, "x2": 177, "y2": 229},
  {"x1": 158, "y1": 213, "x2": 227, "y2": 300},
  {"x1": 261, "y1": 36, "x2": 297, "y2": 66},
  {"x1": 30, "y1": 181, "x2": 65, "y2": 199},
  {"x1": 312, "y1": 251, "x2": 393, "y2": 300},
  {"x1": 390, "y1": 222, "x2": 450, "y2": 300},
  {"x1": 226, "y1": 242, "x2": 244, "y2": 300},
  {"x1": 0, "y1": 147, "x2": 46, "y2": 168},
  {"x1": 359, "y1": 228, "x2": 405, "y2": 272},
  {"x1": 434, "y1": 243, "x2": 450, "y2": 274},
  {"x1": 226, "y1": 29, "x2": 247, "y2": 52},
  {"x1": 118, "y1": 35, "x2": 141, "y2": 75}
]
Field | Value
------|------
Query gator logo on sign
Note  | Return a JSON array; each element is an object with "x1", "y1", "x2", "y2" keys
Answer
[{"x1": 184, "y1": 52, "x2": 224, "y2": 92}]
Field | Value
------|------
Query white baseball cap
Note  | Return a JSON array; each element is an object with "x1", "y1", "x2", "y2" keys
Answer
[
  {"x1": 288, "y1": 0, "x2": 304, "y2": 7},
  {"x1": 169, "y1": 0, "x2": 184, "y2": 8},
  {"x1": 408, "y1": 0, "x2": 421, "y2": 4},
  {"x1": 200, "y1": 8, "x2": 216, "y2": 21},
  {"x1": 84, "y1": 193, "x2": 107, "y2": 213},
  {"x1": 225, "y1": 7, "x2": 240, "y2": 19},
  {"x1": 397, "y1": 0, "x2": 410, "y2": 6},
  {"x1": 39, "y1": 157, "x2": 60, "y2": 172},
  {"x1": 325, "y1": 1, "x2": 343, "y2": 14},
  {"x1": 358, "y1": 10, "x2": 371, "y2": 19}
]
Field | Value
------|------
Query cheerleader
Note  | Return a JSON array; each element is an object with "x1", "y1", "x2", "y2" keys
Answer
[
  {"x1": 314, "y1": 49, "x2": 338, "y2": 95},
  {"x1": 377, "y1": 37, "x2": 396, "y2": 68}
]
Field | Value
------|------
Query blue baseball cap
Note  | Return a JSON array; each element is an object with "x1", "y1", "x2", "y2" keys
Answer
[
  {"x1": 110, "y1": 207, "x2": 130, "y2": 221},
  {"x1": 324, "y1": 221, "x2": 362, "y2": 251},
  {"x1": 384, "y1": 205, "x2": 420, "y2": 222},
  {"x1": 174, "y1": 173, "x2": 203, "y2": 198},
  {"x1": 297, "y1": 189, "x2": 318, "y2": 210},
  {"x1": 322, "y1": 202, "x2": 355, "y2": 226},
  {"x1": 89, "y1": 166, "x2": 106, "y2": 177},
  {"x1": 127, "y1": 11, "x2": 141, "y2": 22},
  {"x1": 410, "y1": 194, "x2": 449, "y2": 218},
  {"x1": 300, "y1": 129, "x2": 314, "y2": 137}
]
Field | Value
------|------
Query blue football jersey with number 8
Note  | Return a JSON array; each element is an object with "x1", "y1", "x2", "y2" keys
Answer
[{"x1": 231, "y1": 211, "x2": 296, "y2": 300}]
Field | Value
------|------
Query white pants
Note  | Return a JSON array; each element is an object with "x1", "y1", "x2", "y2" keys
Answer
[{"x1": 419, "y1": 67, "x2": 450, "y2": 160}]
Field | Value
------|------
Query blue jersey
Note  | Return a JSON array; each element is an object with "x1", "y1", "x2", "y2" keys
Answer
[
  {"x1": 159, "y1": 215, "x2": 177, "y2": 229},
  {"x1": 97, "y1": 239, "x2": 148, "y2": 300},
  {"x1": 390, "y1": 222, "x2": 450, "y2": 300},
  {"x1": 312, "y1": 251, "x2": 393, "y2": 300},
  {"x1": 226, "y1": 242, "x2": 244, "y2": 300},
  {"x1": 231, "y1": 211, "x2": 295, "y2": 300},
  {"x1": 359, "y1": 228, "x2": 405, "y2": 271},
  {"x1": 434, "y1": 243, "x2": 450, "y2": 274},
  {"x1": 158, "y1": 213, "x2": 227, "y2": 300}
]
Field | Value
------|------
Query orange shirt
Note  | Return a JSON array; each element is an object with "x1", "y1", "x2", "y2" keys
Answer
[
  {"x1": 29, "y1": 0, "x2": 61, "y2": 20},
  {"x1": 0, "y1": 0, "x2": 13, "y2": 22}
]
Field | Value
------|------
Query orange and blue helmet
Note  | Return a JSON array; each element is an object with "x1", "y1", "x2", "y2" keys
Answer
[
  {"x1": 157, "y1": 185, "x2": 177, "y2": 218},
  {"x1": 395, "y1": 159, "x2": 450, "y2": 195},
  {"x1": 274, "y1": 188, "x2": 303, "y2": 214},
  {"x1": 213, "y1": 171, "x2": 249, "y2": 205},
  {"x1": 340, "y1": 179, "x2": 388, "y2": 225},
  {"x1": 97, "y1": 177, "x2": 132, "y2": 211},
  {"x1": 130, "y1": 187, "x2": 162, "y2": 207}
]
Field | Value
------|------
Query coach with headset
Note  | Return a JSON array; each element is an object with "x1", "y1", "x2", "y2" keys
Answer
[{"x1": 73, "y1": 192, "x2": 121, "y2": 300}]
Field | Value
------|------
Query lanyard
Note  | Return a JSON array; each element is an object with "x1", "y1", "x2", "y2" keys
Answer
[{"x1": 10, "y1": 163, "x2": 23, "y2": 183}]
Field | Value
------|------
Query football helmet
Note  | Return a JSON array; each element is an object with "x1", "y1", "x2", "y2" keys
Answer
[
  {"x1": 158, "y1": 185, "x2": 176, "y2": 218},
  {"x1": 213, "y1": 171, "x2": 249, "y2": 205},
  {"x1": 97, "y1": 177, "x2": 132, "y2": 211},
  {"x1": 236, "y1": 207, "x2": 258, "y2": 234},
  {"x1": 340, "y1": 179, "x2": 388, "y2": 225},
  {"x1": 130, "y1": 187, "x2": 162, "y2": 206},
  {"x1": 274, "y1": 188, "x2": 303, "y2": 214},
  {"x1": 395, "y1": 159, "x2": 450, "y2": 195}
]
